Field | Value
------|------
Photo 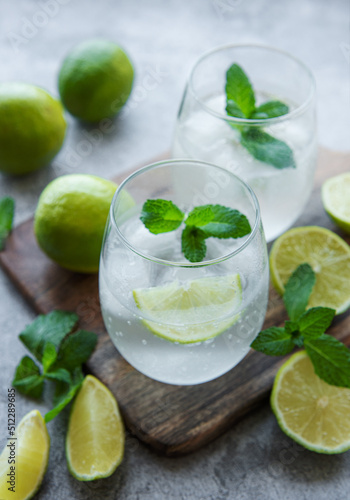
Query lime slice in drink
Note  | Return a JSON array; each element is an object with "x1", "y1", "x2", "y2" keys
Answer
[
  {"x1": 133, "y1": 274, "x2": 242, "y2": 343},
  {"x1": 0, "y1": 410, "x2": 50, "y2": 499},
  {"x1": 271, "y1": 351, "x2": 350, "y2": 454},
  {"x1": 66, "y1": 375, "x2": 124, "y2": 481},
  {"x1": 322, "y1": 173, "x2": 350, "y2": 234},
  {"x1": 270, "y1": 226, "x2": 350, "y2": 313}
]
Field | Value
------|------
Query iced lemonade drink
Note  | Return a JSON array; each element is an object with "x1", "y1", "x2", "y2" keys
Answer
[{"x1": 99, "y1": 160, "x2": 269, "y2": 385}]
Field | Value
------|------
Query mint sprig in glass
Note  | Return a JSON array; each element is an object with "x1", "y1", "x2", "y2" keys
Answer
[
  {"x1": 225, "y1": 63, "x2": 295, "y2": 169},
  {"x1": 140, "y1": 199, "x2": 251, "y2": 262},
  {"x1": 172, "y1": 44, "x2": 317, "y2": 242}
]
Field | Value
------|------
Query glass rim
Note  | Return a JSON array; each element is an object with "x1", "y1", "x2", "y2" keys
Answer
[
  {"x1": 188, "y1": 43, "x2": 316, "y2": 126},
  {"x1": 109, "y1": 159, "x2": 262, "y2": 268}
]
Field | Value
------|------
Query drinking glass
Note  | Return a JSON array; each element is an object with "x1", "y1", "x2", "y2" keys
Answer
[
  {"x1": 99, "y1": 159, "x2": 269, "y2": 385},
  {"x1": 172, "y1": 44, "x2": 317, "y2": 242}
]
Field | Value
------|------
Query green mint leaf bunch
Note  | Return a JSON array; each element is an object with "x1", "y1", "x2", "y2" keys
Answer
[
  {"x1": 12, "y1": 310, "x2": 98, "y2": 422},
  {"x1": 140, "y1": 199, "x2": 251, "y2": 263},
  {"x1": 251, "y1": 263, "x2": 350, "y2": 388},
  {"x1": 225, "y1": 63, "x2": 295, "y2": 170},
  {"x1": 0, "y1": 196, "x2": 15, "y2": 250}
]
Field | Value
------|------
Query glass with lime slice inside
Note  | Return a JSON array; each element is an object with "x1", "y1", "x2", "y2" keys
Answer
[{"x1": 99, "y1": 160, "x2": 269, "y2": 384}]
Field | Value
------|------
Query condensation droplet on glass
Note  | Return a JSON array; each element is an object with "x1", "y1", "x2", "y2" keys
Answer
[{"x1": 142, "y1": 340, "x2": 147, "y2": 345}]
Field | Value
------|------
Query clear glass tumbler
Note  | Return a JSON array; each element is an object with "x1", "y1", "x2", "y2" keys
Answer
[
  {"x1": 99, "y1": 160, "x2": 269, "y2": 385},
  {"x1": 172, "y1": 44, "x2": 317, "y2": 242}
]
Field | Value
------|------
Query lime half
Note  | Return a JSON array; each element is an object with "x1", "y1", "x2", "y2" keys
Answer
[
  {"x1": 0, "y1": 410, "x2": 50, "y2": 499},
  {"x1": 322, "y1": 173, "x2": 350, "y2": 234},
  {"x1": 66, "y1": 375, "x2": 125, "y2": 481},
  {"x1": 271, "y1": 351, "x2": 350, "y2": 454},
  {"x1": 270, "y1": 226, "x2": 350, "y2": 314},
  {"x1": 133, "y1": 274, "x2": 242, "y2": 343}
]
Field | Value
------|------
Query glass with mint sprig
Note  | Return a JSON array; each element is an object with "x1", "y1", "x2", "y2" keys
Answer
[
  {"x1": 172, "y1": 44, "x2": 317, "y2": 242},
  {"x1": 99, "y1": 159, "x2": 270, "y2": 385}
]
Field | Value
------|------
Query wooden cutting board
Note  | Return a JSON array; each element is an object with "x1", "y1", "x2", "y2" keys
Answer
[{"x1": 1, "y1": 148, "x2": 350, "y2": 456}]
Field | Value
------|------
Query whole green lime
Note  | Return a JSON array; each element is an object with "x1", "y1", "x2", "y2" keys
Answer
[
  {"x1": 58, "y1": 39, "x2": 134, "y2": 122},
  {"x1": 0, "y1": 83, "x2": 66, "y2": 175},
  {"x1": 34, "y1": 174, "x2": 133, "y2": 273}
]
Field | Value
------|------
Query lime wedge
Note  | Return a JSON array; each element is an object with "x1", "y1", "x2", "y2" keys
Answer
[
  {"x1": 271, "y1": 351, "x2": 350, "y2": 454},
  {"x1": 133, "y1": 274, "x2": 242, "y2": 343},
  {"x1": 0, "y1": 410, "x2": 50, "y2": 499},
  {"x1": 66, "y1": 375, "x2": 124, "y2": 481},
  {"x1": 270, "y1": 226, "x2": 350, "y2": 314},
  {"x1": 322, "y1": 173, "x2": 350, "y2": 234}
]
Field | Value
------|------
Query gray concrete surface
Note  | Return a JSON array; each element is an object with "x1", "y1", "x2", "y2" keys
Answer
[{"x1": 0, "y1": 0, "x2": 349, "y2": 498}]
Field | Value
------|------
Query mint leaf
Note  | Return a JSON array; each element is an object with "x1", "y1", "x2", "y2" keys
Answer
[
  {"x1": 284, "y1": 320, "x2": 299, "y2": 336},
  {"x1": 283, "y1": 264, "x2": 316, "y2": 322},
  {"x1": 304, "y1": 334, "x2": 350, "y2": 388},
  {"x1": 225, "y1": 63, "x2": 255, "y2": 117},
  {"x1": 181, "y1": 226, "x2": 207, "y2": 263},
  {"x1": 298, "y1": 307, "x2": 335, "y2": 339},
  {"x1": 45, "y1": 368, "x2": 71, "y2": 385},
  {"x1": 42, "y1": 342, "x2": 57, "y2": 373},
  {"x1": 19, "y1": 310, "x2": 78, "y2": 362},
  {"x1": 45, "y1": 368, "x2": 84, "y2": 423},
  {"x1": 284, "y1": 320, "x2": 303, "y2": 347},
  {"x1": 251, "y1": 101, "x2": 289, "y2": 119},
  {"x1": 53, "y1": 330, "x2": 98, "y2": 372},
  {"x1": 251, "y1": 327, "x2": 295, "y2": 356},
  {"x1": 241, "y1": 128, "x2": 296, "y2": 169},
  {"x1": 185, "y1": 204, "x2": 251, "y2": 239},
  {"x1": 140, "y1": 199, "x2": 184, "y2": 234},
  {"x1": 226, "y1": 100, "x2": 246, "y2": 119},
  {"x1": 12, "y1": 356, "x2": 44, "y2": 398},
  {"x1": 0, "y1": 196, "x2": 15, "y2": 251},
  {"x1": 224, "y1": 63, "x2": 293, "y2": 170}
]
